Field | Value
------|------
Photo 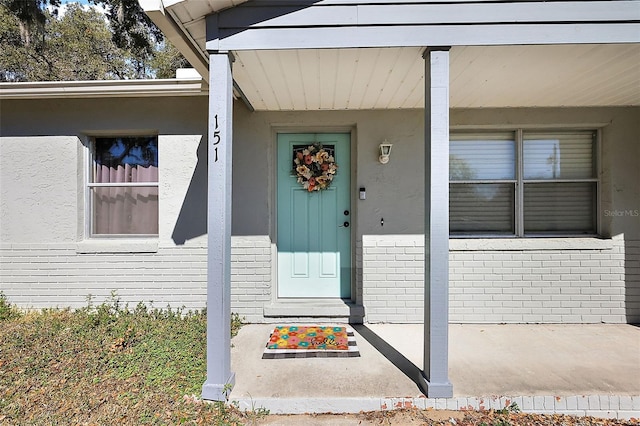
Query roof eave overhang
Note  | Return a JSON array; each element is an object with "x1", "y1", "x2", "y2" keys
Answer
[
  {"x1": 0, "y1": 78, "x2": 206, "y2": 100},
  {"x1": 139, "y1": 0, "x2": 210, "y2": 82}
]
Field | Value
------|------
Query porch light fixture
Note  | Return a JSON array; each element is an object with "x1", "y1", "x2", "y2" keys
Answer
[{"x1": 379, "y1": 141, "x2": 393, "y2": 164}]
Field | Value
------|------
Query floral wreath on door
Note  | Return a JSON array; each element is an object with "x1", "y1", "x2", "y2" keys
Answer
[{"x1": 292, "y1": 143, "x2": 338, "y2": 192}]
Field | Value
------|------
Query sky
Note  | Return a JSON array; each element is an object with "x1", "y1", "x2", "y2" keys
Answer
[{"x1": 54, "y1": 0, "x2": 108, "y2": 16}]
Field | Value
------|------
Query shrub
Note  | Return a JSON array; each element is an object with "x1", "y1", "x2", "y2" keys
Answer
[{"x1": 0, "y1": 292, "x2": 21, "y2": 321}]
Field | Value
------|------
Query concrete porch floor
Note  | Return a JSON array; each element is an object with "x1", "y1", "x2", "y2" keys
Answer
[{"x1": 229, "y1": 323, "x2": 640, "y2": 418}]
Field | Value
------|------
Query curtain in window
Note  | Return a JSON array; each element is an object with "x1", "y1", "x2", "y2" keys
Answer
[{"x1": 92, "y1": 137, "x2": 159, "y2": 235}]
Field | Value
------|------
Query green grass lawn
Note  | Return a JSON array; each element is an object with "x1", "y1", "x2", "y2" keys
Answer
[
  {"x1": 0, "y1": 292, "x2": 246, "y2": 425},
  {"x1": 2, "y1": 293, "x2": 637, "y2": 426}
]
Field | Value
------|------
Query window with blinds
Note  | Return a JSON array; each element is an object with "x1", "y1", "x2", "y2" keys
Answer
[
  {"x1": 450, "y1": 130, "x2": 598, "y2": 236},
  {"x1": 450, "y1": 132, "x2": 516, "y2": 234}
]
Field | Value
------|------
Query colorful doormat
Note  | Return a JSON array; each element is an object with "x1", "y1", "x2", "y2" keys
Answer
[{"x1": 262, "y1": 325, "x2": 360, "y2": 359}]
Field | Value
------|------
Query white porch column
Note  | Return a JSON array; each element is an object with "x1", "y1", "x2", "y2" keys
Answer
[
  {"x1": 419, "y1": 47, "x2": 453, "y2": 398},
  {"x1": 202, "y1": 52, "x2": 235, "y2": 401}
]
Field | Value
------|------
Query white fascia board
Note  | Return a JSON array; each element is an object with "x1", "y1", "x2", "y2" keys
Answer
[
  {"x1": 138, "y1": 0, "x2": 164, "y2": 11},
  {"x1": 161, "y1": 0, "x2": 189, "y2": 7},
  {"x1": 0, "y1": 78, "x2": 205, "y2": 100},
  {"x1": 208, "y1": 1, "x2": 640, "y2": 50},
  {"x1": 217, "y1": 1, "x2": 640, "y2": 28},
  {"x1": 138, "y1": 0, "x2": 210, "y2": 81},
  {"x1": 209, "y1": 23, "x2": 640, "y2": 51}
]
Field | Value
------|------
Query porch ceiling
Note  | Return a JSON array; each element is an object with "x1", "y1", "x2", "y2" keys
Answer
[
  {"x1": 157, "y1": 0, "x2": 640, "y2": 110},
  {"x1": 232, "y1": 44, "x2": 640, "y2": 110}
]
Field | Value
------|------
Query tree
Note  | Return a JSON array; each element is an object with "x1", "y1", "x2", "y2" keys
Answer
[
  {"x1": 0, "y1": 0, "x2": 188, "y2": 81},
  {"x1": 151, "y1": 41, "x2": 190, "y2": 79},
  {"x1": 1, "y1": 0, "x2": 59, "y2": 46},
  {"x1": 0, "y1": 3, "x2": 134, "y2": 81},
  {"x1": 48, "y1": 3, "x2": 133, "y2": 80},
  {"x1": 96, "y1": 0, "x2": 164, "y2": 76}
]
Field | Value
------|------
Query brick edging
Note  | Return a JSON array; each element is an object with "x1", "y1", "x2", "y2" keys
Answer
[{"x1": 232, "y1": 395, "x2": 640, "y2": 420}]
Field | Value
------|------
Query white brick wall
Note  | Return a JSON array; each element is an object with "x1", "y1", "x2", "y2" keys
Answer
[
  {"x1": 0, "y1": 243, "x2": 208, "y2": 310},
  {"x1": 362, "y1": 235, "x2": 631, "y2": 324},
  {"x1": 230, "y1": 236, "x2": 272, "y2": 322},
  {"x1": 449, "y1": 240, "x2": 627, "y2": 323},
  {"x1": 0, "y1": 236, "x2": 271, "y2": 321},
  {"x1": 362, "y1": 235, "x2": 426, "y2": 323},
  {"x1": 2, "y1": 236, "x2": 636, "y2": 324}
]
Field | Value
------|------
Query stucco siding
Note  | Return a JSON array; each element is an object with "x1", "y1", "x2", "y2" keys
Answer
[
  {"x1": 1, "y1": 98, "x2": 638, "y2": 323},
  {"x1": 0, "y1": 136, "x2": 79, "y2": 243},
  {"x1": 0, "y1": 96, "x2": 212, "y2": 311}
]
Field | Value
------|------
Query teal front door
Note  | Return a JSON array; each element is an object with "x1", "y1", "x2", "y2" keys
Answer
[{"x1": 277, "y1": 133, "x2": 351, "y2": 298}]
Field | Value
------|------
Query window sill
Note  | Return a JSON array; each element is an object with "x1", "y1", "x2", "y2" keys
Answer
[
  {"x1": 76, "y1": 239, "x2": 158, "y2": 254},
  {"x1": 449, "y1": 237, "x2": 613, "y2": 251}
]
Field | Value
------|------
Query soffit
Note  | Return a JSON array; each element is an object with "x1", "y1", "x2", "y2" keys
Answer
[
  {"x1": 161, "y1": 1, "x2": 640, "y2": 110},
  {"x1": 232, "y1": 44, "x2": 640, "y2": 110}
]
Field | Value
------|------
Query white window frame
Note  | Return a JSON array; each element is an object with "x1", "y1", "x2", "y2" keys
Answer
[
  {"x1": 450, "y1": 128, "x2": 600, "y2": 238},
  {"x1": 85, "y1": 135, "x2": 160, "y2": 238}
]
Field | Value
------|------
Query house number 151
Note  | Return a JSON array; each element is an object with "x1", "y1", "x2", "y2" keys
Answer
[{"x1": 213, "y1": 114, "x2": 220, "y2": 162}]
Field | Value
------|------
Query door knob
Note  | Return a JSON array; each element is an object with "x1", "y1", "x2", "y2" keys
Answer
[
  {"x1": 344, "y1": 210, "x2": 349, "y2": 216},
  {"x1": 343, "y1": 222, "x2": 350, "y2": 227}
]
